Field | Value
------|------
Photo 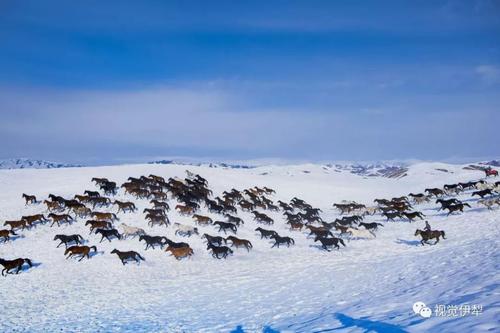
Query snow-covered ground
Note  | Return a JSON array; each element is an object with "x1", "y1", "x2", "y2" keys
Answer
[{"x1": 0, "y1": 162, "x2": 498, "y2": 332}]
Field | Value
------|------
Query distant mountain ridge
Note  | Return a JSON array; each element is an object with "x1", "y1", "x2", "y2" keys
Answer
[{"x1": 0, "y1": 158, "x2": 81, "y2": 169}]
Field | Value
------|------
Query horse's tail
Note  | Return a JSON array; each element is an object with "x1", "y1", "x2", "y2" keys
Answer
[
  {"x1": 77, "y1": 234, "x2": 84, "y2": 241},
  {"x1": 136, "y1": 253, "x2": 145, "y2": 261},
  {"x1": 339, "y1": 239, "x2": 346, "y2": 247},
  {"x1": 441, "y1": 231, "x2": 446, "y2": 239},
  {"x1": 377, "y1": 223, "x2": 384, "y2": 227},
  {"x1": 112, "y1": 213, "x2": 118, "y2": 220},
  {"x1": 90, "y1": 246, "x2": 97, "y2": 252},
  {"x1": 24, "y1": 258, "x2": 33, "y2": 267},
  {"x1": 291, "y1": 238, "x2": 295, "y2": 244},
  {"x1": 64, "y1": 248, "x2": 70, "y2": 256}
]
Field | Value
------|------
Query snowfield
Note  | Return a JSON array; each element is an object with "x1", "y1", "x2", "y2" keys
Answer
[{"x1": 0, "y1": 162, "x2": 498, "y2": 332}]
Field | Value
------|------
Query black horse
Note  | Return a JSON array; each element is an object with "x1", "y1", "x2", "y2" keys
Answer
[
  {"x1": 270, "y1": 235, "x2": 295, "y2": 248},
  {"x1": 95, "y1": 228, "x2": 121, "y2": 242},
  {"x1": 139, "y1": 235, "x2": 168, "y2": 250},
  {"x1": 0, "y1": 258, "x2": 33, "y2": 276},
  {"x1": 444, "y1": 203, "x2": 471, "y2": 215},
  {"x1": 358, "y1": 222, "x2": 383, "y2": 230},
  {"x1": 53, "y1": 234, "x2": 84, "y2": 248},
  {"x1": 314, "y1": 236, "x2": 346, "y2": 251},
  {"x1": 472, "y1": 189, "x2": 493, "y2": 198},
  {"x1": 164, "y1": 238, "x2": 190, "y2": 249},
  {"x1": 255, "y1": 227, "x2": 278, "y2": 239},
  {"x1": 111, "y1": 249, "x2": 145, "y2": 265},
  {"x1": 214, "y1": 221, "x2": 237, "y2": 234},
  {"x1": 202, "y1": 233, "x2": 226, "y2": 246},
  {"x1": 207, "y1": 243, "x2": 233, "y2": 259}
]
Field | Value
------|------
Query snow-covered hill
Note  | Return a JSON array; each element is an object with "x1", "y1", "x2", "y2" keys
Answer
[
  {"x1": 0, "y1": 162, "x2": 498, "y2": 332},
  {"x1": 0, "y1": 158, "x2": 81, "y2": 169}
]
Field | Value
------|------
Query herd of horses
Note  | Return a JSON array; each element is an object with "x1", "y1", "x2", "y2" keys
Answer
[{"x1": 1, "y1": 166, "x2": 499, "y2": 276}]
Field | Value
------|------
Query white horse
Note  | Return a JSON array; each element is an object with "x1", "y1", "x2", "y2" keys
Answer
[
  {"x1": 478, "y1": 198, "x2": 500, "y2": 210},
  {"x1": 361, "y1": 206, "x2": 379, "y2": 216},
  {"x1": 345, "y1": 227, "x2": 376, "y2": 239},
  {"x1": 119, "y1": 223, "x2": 146, "y2": 239},
  {"x1": 173, "y1": 223, "x2": 199, "y2": 237},
  {"x1": 476, "y1": 182, "x2": 494, "y2": 191}
]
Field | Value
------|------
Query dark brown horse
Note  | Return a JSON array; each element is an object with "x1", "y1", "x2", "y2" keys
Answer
[
  {"x1": 0, "y1": 258, "x2": 33, "y2": 276},
  {"x1": 415, "y1": 229, "x2": 446, "y2": 245},
  {"x1": 22, "y1": 193, "x2": 37, "y2": 205},
  {"x1": 4, "y1": 220, "x2": 28, "y2": 231},
  {"x1": 0, "y1": 229, "x2": 17, "y2": 242},
  {"x1": 225, "y1": 236, "x2": 253, "y2": 252}
]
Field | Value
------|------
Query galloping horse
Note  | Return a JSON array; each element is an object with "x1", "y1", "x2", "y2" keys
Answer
[
  {"x1": 0, "y1": 258, "x2": 33, "y2": 276},
  {"x1": 415, "y1": 229, "x2": 446, "y2": 245}
]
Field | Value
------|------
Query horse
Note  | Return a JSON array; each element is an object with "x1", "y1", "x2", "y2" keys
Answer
[
  {"x1": 225, "y1": 236, "x2": 253, "y2": 252},
  {"x1": 119, "y1": 223, "x2": 146, "y2": 239},
  {"x1": 144, "y1": 208, "x2": 166, "y2": 216},
  {"x1": 84, "y1": 190, "x2": 100, "y2": 197},
  {"x1": 270, "y1": 235, "x2": 295, "y2": 248},
  {"x1": 91, "y1": 212, "x2": 118, "y2": 222},
  {"x1": 53, "y1": 234, "x2": 84, "y2": 248},
  {"x1": 444, "y1": 203, "x2": 471, "y2": 215},
  {"x1": 0, "y1": 229, "x2": 17, "y2": 242},
  {"x1": 306, "y1": 225, "x2": 333, "y2": 239},
  {"x1": 48, "y1": 213, "x2": 73, "y2": 227},
  {"x1": 255, "y1": 227, "x2": 277, "y2": 239},
  {"x1": 4, "y1": 220, "x2": 28, "y2": 231},
  {"x1": 95, "y1": 228, "x2": 121, "y2": 242},
  {"x1": 402, "y1": 211, "x2": 425, "y2": 222},
  {"x1": 314, "y1": 236, "x2": 346, "y2": 251},
  {"x1": 214, "y1": 221, "x2": 237, "y2": 234},
  {"x1": 202, "y1": 234, "x2": 226, "y2": 246},
  {"x1": 436, "y1": 198, "x2": 461, "y2": 211},
  {"x1": 22, "y1": 193, "x2": 37, "y2": 205},
  {"x1": 424, "y1": 188, "x2": 445, "y2": 197},
  {"x1": 150, "y1": 200, "x2": 170, "y2": 211},
  {"x1": 0, "y1": 258, "x2": 33, "y2": 276},
  {"x1": 146, "y1": 214, "x2": 170, "y2": 227},
  {"x1": 65, "y1": 245, "x2": 97, "y2": 261},
  {"x1": 478, "y1": 198, "x2": 500, "y2": 210},
  {"x1": 358, "y1": 222, "x2": 383, "y2": 230},
  {"x1": 114, "y1": 200, "x2": 137, "y2": 213},
  {"x1": 289, "y1": 221, "x2": 304, "y2": 231},
  {"x1": 224, "y1": 214, "x2": 244, "y2": 226},
  {"x1": 415, "y1": 229, "x2": 446, "y2": 245},
  {"x1": 193, "y1": 214, "x2": 213, "y2": 225},
  {"x1": 207, "y1": 243, "x2": 233, "y2": 259},
  {"x1": 345, "y1": 227, "x2": 376, "y2": 239},
  {"x1": 165, "y1": 246, "x2": 193, "y2": 260},
  {"x1": 85, "y1": 220, "x2": 112, "y2": 234},
  {"x1": 111, "y1": 249, "x2": 145, "y2": 265},
  {"x1": 164, "y1": 238, "x2": 190, "y2": 249},
  {"x1": 139, "y1": 235, "x2": 168, "y2": 250},
  {"x1": 472, "y1": 189, "x2": 493, "y2": 198},
  {"x1": 382, "y1": 211, "x2": 402, "y2": 222},
  {"x1": 174, "y1": 223, "x2": 199, "y2": 237},
  {"x1": 44, "y1": 200, "x2": 62, "y2": 212},
  {"x1": 175, "y1": 205, "x2": 195, "y2": 216}
]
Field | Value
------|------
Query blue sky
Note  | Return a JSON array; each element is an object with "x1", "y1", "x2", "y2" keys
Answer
[{"x1": 1, "y1": 0, "x2": 499, "y2": 164}]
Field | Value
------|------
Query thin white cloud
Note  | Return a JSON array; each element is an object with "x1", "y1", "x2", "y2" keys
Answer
[{"x1": 475, "y1": 65, "x2": 500, "y2": 84}]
